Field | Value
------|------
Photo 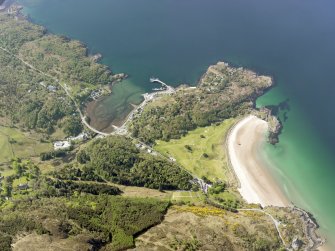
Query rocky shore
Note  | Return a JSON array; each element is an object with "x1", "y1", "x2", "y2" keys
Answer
[
  {"x1": 253, "y1": 107, "x2": 282, "y2": 144},
  {"x1": 291, "y1": 206, "x2": 326, "y2": 250}
]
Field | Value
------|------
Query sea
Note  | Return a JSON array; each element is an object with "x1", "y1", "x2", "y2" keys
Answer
[{"x1": 18, "y1": 0, "x2": 335, "y2": 247}]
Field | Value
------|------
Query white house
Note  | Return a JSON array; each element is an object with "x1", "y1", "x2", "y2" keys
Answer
[{"x1": 53, "y1": 141, "x2": 71, "y2": 150}]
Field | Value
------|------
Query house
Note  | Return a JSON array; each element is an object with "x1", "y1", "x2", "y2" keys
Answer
[
  {"x1": 169, "y1": 157, "x2": 176, "y2": 162},
  {"x1": 47, "y1": 85, "x2": 57, "y2": 92},
  {"x1": 67, "y1": 132, "x2": 89, "y2": 142},
  {"x1": 18, "y1": 183, "x2": 29, "y2": 190},
  {"x1": 53, "y1": 140, "x2": 71, "y2": 150},
  {"x1": 90, "y1": 89, "x2": 103, "y2": 100}
]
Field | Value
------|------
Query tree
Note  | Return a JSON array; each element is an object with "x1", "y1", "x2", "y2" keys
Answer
[
  {"x1": 63, "y1": 116, "x2": 83, "y2": 137},
  {"x1": 12, "y1": 159, "x2": 24, "y2": 176},
  {"x1": 184, "y1": 145, "x2": 192, "y2": 152},
  {"x1": 77, "y1": 150, "x2": 90, "y2": 164},
  {"x1": 27, "y1": 163, "x2": 41, "y2": 179},
  {"x1": 209, "y1": 182, "x2": 226, "y2": 194}
]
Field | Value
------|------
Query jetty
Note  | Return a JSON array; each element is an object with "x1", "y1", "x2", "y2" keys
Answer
[{"x1": 150, "y1": 77, "x2": 175, "y2": 93}]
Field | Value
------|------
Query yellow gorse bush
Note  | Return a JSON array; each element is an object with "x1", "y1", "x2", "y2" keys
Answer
[{"x1": 175, "y1": 206, "x2": 226, "y2": 217}]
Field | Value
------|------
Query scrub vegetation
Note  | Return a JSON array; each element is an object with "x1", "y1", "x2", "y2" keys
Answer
[
  {"x1": 76, "y1": 136, "x2": 193, "y2": 190},
  {"x1": 130, "y1": 62, "x2": 272, "y2": 144},
  {"x1": 0, "y1": 195, "x2": 168, "y2": 251}
]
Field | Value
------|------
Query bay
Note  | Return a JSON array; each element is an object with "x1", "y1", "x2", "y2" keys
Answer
[{"x1": 19, "y1": 0, "x2": 335, "y2": 247}]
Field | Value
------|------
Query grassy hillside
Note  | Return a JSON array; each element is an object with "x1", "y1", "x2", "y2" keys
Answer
[
  {"x1": 134, "y1": 206, "x2": 309, "y2": 251},
  {"x1": 0, "y1": 157, "x2": 170, "y2": 251},
  {"x1": 0, "y1": 132, "x2": 13, "y2": 162},
  {"x1": 155, "y1": 119, "x2": 236, "y2": 183}
]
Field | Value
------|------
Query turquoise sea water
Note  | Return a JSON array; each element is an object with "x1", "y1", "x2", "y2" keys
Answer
[{"x1": 19, "y1": 0, "x2": 335, "y2": 247}]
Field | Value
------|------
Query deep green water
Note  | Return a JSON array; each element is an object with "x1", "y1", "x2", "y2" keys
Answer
[{"x1": 19, "y1": 0, "x2": 335, "y2": 247}]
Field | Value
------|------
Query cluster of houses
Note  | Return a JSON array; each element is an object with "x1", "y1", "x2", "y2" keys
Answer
[
  {"x1": 135, "y1": 143, "x2": 158, "y2": 156},
  {"x1": 53, "y1": 132, "x2": 89, "y2": 150},
  {"x1": 47, "y1": 85, "x2": 57, "y2": 92},
  {"x1": 90, "y1": 89, "x2": 103, "y2": 100},
  {"x1": 192, "y1": 178, "x2": 212, "y2": 194},
  {"x1": 39, "y1": 81, "x2": 57, "y2": 92}
]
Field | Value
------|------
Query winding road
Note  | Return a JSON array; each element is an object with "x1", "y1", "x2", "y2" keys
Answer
[{"x1": 0, "y1": 46, "x2": 110, "y2": 136}]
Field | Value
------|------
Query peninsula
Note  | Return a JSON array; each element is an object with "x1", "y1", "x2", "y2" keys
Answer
[{"x1": 0, "y1": 4, "x2": 326, "y2": 251}]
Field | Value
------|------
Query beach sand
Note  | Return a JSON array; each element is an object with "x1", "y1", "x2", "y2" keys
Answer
[{"x1": 228, "y1": 115, "x2": 289, "y2": 207}]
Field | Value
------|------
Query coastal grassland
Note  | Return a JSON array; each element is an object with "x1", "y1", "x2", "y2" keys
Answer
[
  {"x1": 0, "y1": 132, "x2": 13, "y2": 162},
  {"x1": 116, "y1": 183, "x2": 173, "y2": 200},
  {"x1": 155, "y1": 118, "x2": 236, "y2": 182},
  {"x1": 0, "y1": 126, "x2": 52, "y2": 162},
  {"x1": 171, "y1": 191, "x2": 205, "y2": 205}
]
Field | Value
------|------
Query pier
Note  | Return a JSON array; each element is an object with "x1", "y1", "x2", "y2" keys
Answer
[{"x1": 150, "y1": 77, "x2": 175, "y2": 93}]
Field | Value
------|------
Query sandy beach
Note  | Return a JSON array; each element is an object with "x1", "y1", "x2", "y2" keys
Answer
[{"x1": 228, "y1": 115, "x2": 289, "y2": 207}]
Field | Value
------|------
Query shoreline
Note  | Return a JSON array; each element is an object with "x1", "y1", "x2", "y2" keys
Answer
[
  {"x1": 227, "y1": 115, "x2": 289, "y2": 207},
  {"x1": 6, "y1": 2, "x2": 328, "y2": 248},
  {"x1": 227, "y1": 114, "x2": 326, "y2": 249}
]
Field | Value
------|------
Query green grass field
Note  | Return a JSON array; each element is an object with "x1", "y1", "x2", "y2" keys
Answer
[
  {"x1": 171, "y1": 191, "x2": 205, "y2": 204},
  {"x1": 0, "y1": 126, "x2": 52, "y2": 162},
  {"x1": 13, "y1": 176, "x2": 28, "y2": 187},
  {"x1": 155, "y1": 119, "x2": 236, "y2": 182},
  {"x1": 0, "y1": 132, "x2": 14, "y2": 162}
]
